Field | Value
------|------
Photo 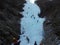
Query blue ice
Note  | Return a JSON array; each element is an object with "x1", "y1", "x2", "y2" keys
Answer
[{"x1": 20, "y1": 0, "x2": 45, "y2": 45}]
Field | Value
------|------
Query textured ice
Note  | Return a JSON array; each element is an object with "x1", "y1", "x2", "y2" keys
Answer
[{"x1": 20, "y1": 0, "x2": 45, "y2": 45}]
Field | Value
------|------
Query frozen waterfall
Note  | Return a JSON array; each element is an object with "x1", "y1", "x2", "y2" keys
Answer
[{"x1": 20, "y1": 0, "x2": 45, "y2": 45}]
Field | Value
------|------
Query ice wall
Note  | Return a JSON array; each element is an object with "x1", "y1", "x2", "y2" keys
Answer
[{"x1": 20, "y1": 0, "x2": 45, "y2": 45}]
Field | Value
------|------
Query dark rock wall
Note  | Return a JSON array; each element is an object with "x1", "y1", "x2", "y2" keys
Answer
[
  {"x1": 0, "y1": 0, "x2": 25, "y2": 45},
  {"x1": 36, "y1": 0, "x2": 60, "y2": 45}
]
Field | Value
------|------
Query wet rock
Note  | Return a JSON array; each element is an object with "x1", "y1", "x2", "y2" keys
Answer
[
  {"x1": 36, "y1": 0, "x2": 60, "y2": 45},
  {"x1": 0, "y1": 0, "x2": 25, "y2": 44}
]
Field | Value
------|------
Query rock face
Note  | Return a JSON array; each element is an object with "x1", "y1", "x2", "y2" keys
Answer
[
  {"x1": 0, "y1": 0, "x2": 25, "y2": 45},
  {"x1": 36, "y1": 0, "x2": 60, "y2": 45}
]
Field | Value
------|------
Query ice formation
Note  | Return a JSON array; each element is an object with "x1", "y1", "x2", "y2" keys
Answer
[{"x1": 20, "y1": 0, "x2": 45, "y2": 45}]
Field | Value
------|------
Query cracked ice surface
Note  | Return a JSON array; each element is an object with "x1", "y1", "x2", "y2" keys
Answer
[{"x1": 20, "y1": 0, "x2": 45, "y2": 45}]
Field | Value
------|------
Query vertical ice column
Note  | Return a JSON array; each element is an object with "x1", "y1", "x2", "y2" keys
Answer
[{"x1": 20, "y1": 0, "x2": 45, "y2": 45}]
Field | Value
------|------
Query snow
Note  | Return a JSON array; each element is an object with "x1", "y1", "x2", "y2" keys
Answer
[
  {"x1": 26, "y1": 0, "x2": 36, "y2": 4},
  {"x1": 29, "y1": 0, "x2": 36, "y2": 4},
  {"x1": 20, "y1": 0, "x2": 45, "y2": 45}
]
